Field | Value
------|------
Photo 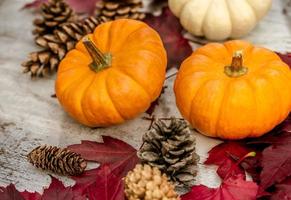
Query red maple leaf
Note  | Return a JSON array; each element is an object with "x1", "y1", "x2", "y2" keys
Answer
[
  {"x1": 39, "y1": 176, "x2": 86, "y2": 200},
  {"x1": 0, "y1": 184, "x2": 24, "y2": 200},
  {"x1": 21, "y1": 191, "x2": 41, "y2": 200},
  {"x1": 68, "y1": 135, "x2": 139, "y2": 177},
  {"x1": 72, "y1": 164, "x2": 124, "y2": 200},
  {"x1": 22, "y1": 0, "x2": 100, "y2": 14},
  {"x1": 181, "y1": 174, "x2": 258, "y2": 200},
  {"x1": 144, "y1": 7, "x2": 192, "y2": 70},
  {"x1": 271, "y1": 177, "x2": 291, "y2": 200},
  {"x1": 205, "y1": 141, "x2": 252, "y2": 179},
  {"x1": 259, "y1": 144, "x2": 291, "y2": 192}
]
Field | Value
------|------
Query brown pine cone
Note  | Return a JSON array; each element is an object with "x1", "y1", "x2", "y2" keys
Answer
[
  {"x1": 22, "y1": 16, "x2": 104, "y2": 77},
  {"x1": 33, "y1": 0, "x2": 74, "y2": 37},
  {"x1": 138, "y1": 118, "x2": 199, "y2": 193},
  {"x1": 98, "y1": 0, "x2": 145, "y2": 22},
  {"x1": 27, "y1": 145, "x2": 87, "y2": 176},
  {"x1": 124, "y1": 164, "x2": 180, "y2": 200}
]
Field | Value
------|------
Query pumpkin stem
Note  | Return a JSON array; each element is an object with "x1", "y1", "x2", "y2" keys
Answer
[
  {"x1": 224, "y1": 50, "x2": 248, "y2": 77},
  {"x1": 83, "y1": 37, "x2": 112, "y2": 72}
]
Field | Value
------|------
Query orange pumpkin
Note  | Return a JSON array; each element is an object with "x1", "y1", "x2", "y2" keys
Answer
[
  {"x1": 55, "y1": 19, "x2": 167, "y2": 127},
  {"x1": 174, "y1": 40, "x2": 291, "y2": 139}
]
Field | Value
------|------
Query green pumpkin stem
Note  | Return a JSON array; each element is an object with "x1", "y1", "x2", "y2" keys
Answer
[
  {"x1": 224, "y1": 50, "x2": 248, "y2": 77},
  {"x1": 83, "y1": 37, "x2": 112, "y2": 72}
]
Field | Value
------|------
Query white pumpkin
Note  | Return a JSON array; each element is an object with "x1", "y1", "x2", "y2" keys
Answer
[{"x1": 169, "y1": 0, "x2": 272, "y2": 41}]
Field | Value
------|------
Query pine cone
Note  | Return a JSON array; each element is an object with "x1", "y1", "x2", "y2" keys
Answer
[
  {"x1": 33, "y1": 0, "x2": 74, "y2": 37},
  {"x1": 98, "y1": 0, "x2": 145, "y2": 22},
  {"x1": 27, "y1": 145, "x2": 87, "y2": 176},
  {"x1": 22, "y1": 16, "x2": 103, "y2": 77},
  {"x1": 138, "y1": 118, "x2": 199, "y2": 192},
  {"x1": 124, "y1": 164, "x2": 180, "y2": 200}
]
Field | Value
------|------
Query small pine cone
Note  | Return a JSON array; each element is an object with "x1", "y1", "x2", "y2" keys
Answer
[
  {"x1": 138, "y1": 118, "x2": 199, "y2": 192},
  {"x1": 124, "y1": 164, "x2": 180, "y2": 200},
  {"x1": 27, "y1": 145, "x2": 87, "y2": 176},
  {"x1": 98, "y1": 0, "x2": 145, "y2": 22}
]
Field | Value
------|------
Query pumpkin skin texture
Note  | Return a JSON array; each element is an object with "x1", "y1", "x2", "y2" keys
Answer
[
  {"x1": 55, "y1": 19, "x2": 167, "y2": 127},
  {"x1": 174, "y1": 40, "x2": 291, "y2": 139},
  {"x1": 169, "y1": 0, "x2": 272, "y2": 41}
]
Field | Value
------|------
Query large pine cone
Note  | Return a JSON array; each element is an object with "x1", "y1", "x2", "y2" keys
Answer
[{"x1": 138, "y1": 118, "x2": 199, "y2": 192}]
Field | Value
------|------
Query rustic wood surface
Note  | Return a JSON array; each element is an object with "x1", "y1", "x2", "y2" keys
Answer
[{"x1": 0, "y1": 0, "x2": 290, "y2": 193}]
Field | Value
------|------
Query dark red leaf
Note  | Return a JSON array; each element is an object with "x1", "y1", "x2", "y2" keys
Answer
[
  {"x1": 240, "y1": 155, "x2": 262, "y2": 183},
  {"x1": 68, "y1": 136, "x2": 139, "y2": 177},
  {"x1": 0, "y1": 184, "x2": 24, "y2": 200},
  {"x1": 277, "y1": 52, "x2": 291, "y2": 69},
  {"x1": 66, "y1": 0, "x2": 100, "y2": 14},
  {"x1": 205, "y1": 141, "x2": 252, "y2": 178},
  {"x1": 144, "y1": 7, "x2": 192, "y2": 70},
  {"x1": 259, "y1": 144, "x2": 291, "y2": 192},
  {"x1": 21, "y1": 0, "x2": 47, "y2": 9},
  {"x1": 68, "y1": 136, "x2": 136, "y2": 163},
  {"x1": 181, "y1": 174, "x2": 258, "y2": 200},
  {"x1": 271, "y1": 177, "x2": 291, "y2": 200},
  {"x1": 72, "y1": 164, "x2": 124, "y2": 200},
  {"x1": 22, "y1": 0, "x2": 100, "y2": 14},
  {"x1": 21, "y1": 191, "x2": 41, "y2": 200},
  {"x1": 42, "y1": 176, "x2": 86, "y2": 200}
]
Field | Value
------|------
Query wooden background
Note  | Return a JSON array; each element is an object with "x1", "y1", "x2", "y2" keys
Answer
[{"x1": 0, "y1": 0, "x2": 290, "y2": 193}]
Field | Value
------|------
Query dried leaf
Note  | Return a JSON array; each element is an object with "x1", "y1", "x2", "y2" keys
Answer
[
  {"x1": 181, "y1": 174, "x2": 258, "y2": 200},
  {"x1": 144, "y1": 7, "x2": 192, "y2": 70},
  {"x1": 72, "y1": 164, "x2": 124, "y2": 200}
]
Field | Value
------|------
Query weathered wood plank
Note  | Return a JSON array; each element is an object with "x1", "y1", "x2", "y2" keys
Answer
[{"x1": 0, "y1": 0, "x2": 290, "y2": 193}]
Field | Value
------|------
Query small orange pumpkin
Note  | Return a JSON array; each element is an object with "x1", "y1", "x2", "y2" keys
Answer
[
  {"x1": 55, "y1": 19, "x2": 167, "y2": 127},
  {"x1": 174, "y1": 40, "x2": 291, "y2": 139}
]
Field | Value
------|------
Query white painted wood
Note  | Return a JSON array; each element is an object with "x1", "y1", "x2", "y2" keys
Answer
[{"x1": 0, "y1": 0, "x2": 290, "y2": 194}]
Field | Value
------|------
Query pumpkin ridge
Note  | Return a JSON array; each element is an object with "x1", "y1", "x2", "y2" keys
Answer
[
  {"x1": 214, "y1": 78, "x2": 232, "y2": 138},
  {"x1": 59, "y1": 71, "x2": 95, "y2": 126},
  {"x1": 244, "y1": 78, "x2": 258, "y2": 137},
  {"x1": 112, "y1": 68, "x2": 152, "y2": 101},
  {"x1": 260, "y1": 73, "x2": 283, "y2": 128},
  {"x1": 245, "y1": 0, "x2": 258, "y2": 20},
  {"x1": 104, "y1": 72, "x2": 126, "y2": 120},
  {"x1": 80, "y1": 75, "x2": 99, "y2": 126},
  {"x1": 188, "y1": 77, "x2": 217, "y2": 129},
  {"x1": 57, "y1": 70, "x2": 92, "y2": 103},
  {"x1": 112, "y1": 24, "x2": 147, "y2": 53},
  {"x1": 105, "y1": 20, "x2": 144, "y2": 54},
  {"x1": 200, "y1": 0, "x2": 215, "y2": 37}
]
